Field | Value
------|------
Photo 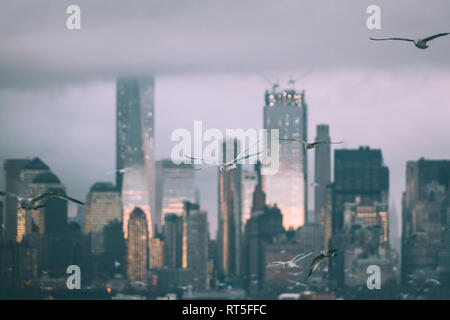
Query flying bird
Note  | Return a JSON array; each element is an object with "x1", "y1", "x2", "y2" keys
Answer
[
  {"x1": 107, "y1": 168, "x2": 132, "y2": 175},
  {"x1": 280, "y1": 138, "x2": 342, "y2": 150},
  {"x1": 267, "y1": 252, "x2": 312, "y2": 268},
  {"x1": 0, "y1": 191, "x2": 84, "y2": 210},
  {"x1": 185, "y1": 146, "x2": 263, "y2": 172},
  {"x1": 370, "y1": 33, "x2": 450, "y2": 49},
  {"x1": 307, "y1": 249, "x2": 338, "y2": 278}
]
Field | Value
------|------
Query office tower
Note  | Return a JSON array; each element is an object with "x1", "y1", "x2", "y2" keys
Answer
[
  {"x1": 295, "y1": 222, "x2": 325, "y2": 253},
  {"x1": 218, "y1": 139, "x2": 242, "y2": 278},
  {"x1": 116, "y1": 77, "x2": 155, "y2": 239},
  {"x1": 242, "y1": 204, "x2": 285, "y2": 295},
  {"x1": 182, "y1": 201, "x2": 208, "y2": 290},
  {"x1": 314, "y1": 124, "x2": 331, "y2": 226},
  {"x1": 155, "y1": 159, "x2": 195, "y2": 228},
  {"x1": 3, "y1": 159, "x2": 30, "y2": 242},
  {"x1": 163, "y1": 213, "x2": 183, "y2": 268},
  {"x1": 127, "y1": 208, "x2": 148, "y2": 282},
  {"x1": 149, "y1": 237, "x2": 164, "y2": 269},
  {"x1": 241, "y1": 170, "x2": 258, "y2": 230},
  {"x1": 343, "y1": 200, "x2": 389, "y2": 247},
  {"x1": 402, "y1": 159, "x2": 450, "y2": 283},
  {"x1": 329, "y1": 147, "x2": 390, "y2": 286},
  {"x1": 103, "y1": 220, "x2": 126, "y2": 275},
  {"x1": 332, "y1": 147, "x2": 389, "y2": 232},
  {"x1": 263, "y1": 87, "x2": 308, "y2": 229},
  {"x1": 84, "y1": 182, "x2": 122, "y2": 255}
]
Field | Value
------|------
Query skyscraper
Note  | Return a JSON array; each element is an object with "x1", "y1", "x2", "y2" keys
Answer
[
  {"x1": 263, "y1": 87, "x2": 307, "y2": 229},
  {"x1": 182, "y1": 201, "x2": 208, "y2": 290},
  {"x1": 155, "y1": 159, "x2": 195, "y2": 228},
  {"x1": 127, "y1": 208, "x2": 148, "y2": 282},
  {"x1": 28, "y1": 172, "x2": 66, "y2": 235},
  {"x1": 314, "y1": 124, "x2": 331, "y2": 226},
  {"x1": 149, "y1": 237, "x2": 164, "y2": 269},
  {"x1": 241, "y1": 169, "x2": 258, "y2": 230},
  {"x1": 402, "y1": 158, "x2": 450, "y2": 283},
  {"x1": 3, "y1": 159, "x2": 30, "y2": 242},
  {"x1": 332, "y1": 147, "x2": 389, "y2": 232},
  {"x1": 330, "y1": 146, "x2": 390, "y2": 286},
  {"x1": 116, "y1": 77, "x2": 155, "y2": 239},
  {"x1": 218, "y1": 139, "x2": 242, "y2": 278},
  {"x1": 163, "y1": 213, "x2": 183, "y2": 268},
  {"x1": 84, "y1": 182, "x2": 122, "y2": 255}
]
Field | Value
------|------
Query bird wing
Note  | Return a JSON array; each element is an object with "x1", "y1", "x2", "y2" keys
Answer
[
  {"x1": 293, "y1": 252, "x2": 313, "y2": 263},
  {"x1": 195, "y1": 163, "x2": 219, "y2": 171},
  {"x1": 370, "y1": 37, "x2": 415, "y2": 42},
  {"x1": 280, "y1": 138, "x2": 306, "y2": 144},
  {"x1": 422, "y1": 32, "x2": 450, "y2": 43},
  {"x1": 184, "y1": 155, "x2": 217, "y2": 165},
  {"x1": 308, "y1": 254, "x2": 326, "y2": 277},
  {"x1": 329, "y1": 141, "x2": 343, "y2": 144},
  {"x1": 31, "y1": 192, "x2": 85, "y2": 205},
  {"x1": 232, "y1": 150, "x2": 263, "y2": 164},
  {"x1": 0, "y1": 191, "x2": 17, "y2": 198}
]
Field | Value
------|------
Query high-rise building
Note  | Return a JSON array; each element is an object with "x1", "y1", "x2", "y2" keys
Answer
[
  {"x1": 329, "y1": 147, "x2": 390, "y2": 286},
  {"x1": 241, "y1": 204, "x2": 285, "y2": 295},
  {"x1": 182, "y1": 201, "x2": 208, "y2": 290},
  {"x1": 218, "y1": 139, "x2": 242, "y2": 278},
  {"x1": 402, "y1": 158, "x2": 450, "y2": 283},
  {"x1": 295, "y1": 222, "x2": 324, "y2": 253},
  {"x1": 116, "y1": 77, "x2": 155, "y2": 239},
  {"x1": 163, "y1": 213, "x2": 183, "y2": 268},
  {"x1": 155, "y1": 159, "x2": 195, "y2": 228},
  {"x1": 241, "y1": 170, "x2": 258, "y2": 230},
  {"x1": 127, "y1": 208, "x2": 148, "y2": 282},
  {"x1": 84, "y1": 182, "x2": 122, "y2": 255},
  {"x1": 3, "y1": 159, "x2": 30, "y2": 242},
  {"x1": 332, "y1": 147, "x2": 389, "y2": 232},
  {"x1": 27, "y1": 172, "x2": 66, "y2": 236},
  {"x1": 343, "y1": 200, "x2": 389, "y2": 247},
  {"x1": 149, "y1": 237, "x2": 164, "y2": 270},
  {"x1": 263, "y1": 87, "x2": 308, "y2": 229},
  {"x1": 314, "y1": 124, "x2": 331, "y2": 226}
]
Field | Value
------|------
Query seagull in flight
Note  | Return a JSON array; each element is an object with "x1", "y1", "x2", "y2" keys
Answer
[
  {"x1": 0, "y1": 191, "x2": 84, "y2": 210},
  {"x1": 185, "y1": 146, "x2": 263, "y2": 172},
  {"x1": 267, "y1": 252, "x2": 312, "y2": 268},
  {"x1": 307, "y1": 249, "x2": 338, "y2": 278},
  {"x1": 107, "y1": 167, "x2": 132, "y2": 175},
  {"x1": 370, "y1": 33, "x2": 450, "y2": 49},
  {"x1": 280, "y1": 138, "x2": 342, "y2": 150}
]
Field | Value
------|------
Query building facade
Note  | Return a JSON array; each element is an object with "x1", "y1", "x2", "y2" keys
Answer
[
  {"x1": 84, "y1": 182, "x2": 122, "y2": 255},
  {"x1": 116, "y1": 77, "x2": 155, "y2": 239},
  {"x1": 263, "y1": 87, "x2": 308, "y2": 229}
]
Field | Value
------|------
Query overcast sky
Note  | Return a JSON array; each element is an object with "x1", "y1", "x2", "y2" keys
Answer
[{"x1": 1, "y1": 0, "x2": 450, "y2": 239}]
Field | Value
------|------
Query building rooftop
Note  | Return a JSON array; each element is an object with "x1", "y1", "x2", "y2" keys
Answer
[
  {"x1": 90, "y1": 182, "x2": 117, "y2": 192},
  {"x1": 33, "y1": 172, "x2": 60, "y2": 184},
  {"x1": 24, "y1": 157, "x2": 49, "y2": 170}
]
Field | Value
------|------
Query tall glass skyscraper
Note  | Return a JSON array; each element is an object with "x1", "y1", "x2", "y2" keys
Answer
[
  {"x1": 217, "y1": 139, "x2": 242, "y2": 278},
  {"x1": 263, "y1": 87, "x2": 308, "y2": 229},
  {"x1": 155, "y1": 160, "x2": 195, "y2": 229},
  {"x1": 314, "y1": 124, "x2": 331, "y2": 226},
  {"x1": 116, "y1": 77, "x2": 155, "y2": 239}
]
